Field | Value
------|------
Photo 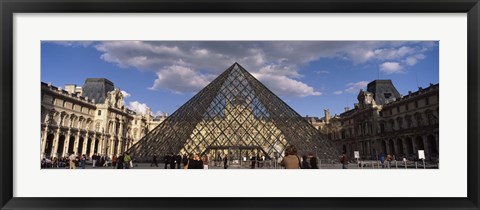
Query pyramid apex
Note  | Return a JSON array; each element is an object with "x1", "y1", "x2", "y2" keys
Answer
[{"x1": 231, "y1": 62, "x2": 247, "y2": 71}]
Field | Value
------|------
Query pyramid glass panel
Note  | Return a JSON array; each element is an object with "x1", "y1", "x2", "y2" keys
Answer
[{"x1": 128, "y1": 63, "x2": 339, "y2": 162}]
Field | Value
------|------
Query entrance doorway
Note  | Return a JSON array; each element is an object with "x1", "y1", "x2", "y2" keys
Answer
[{"x1": 204, "y1": 146, "x2": 269, "y2": 168}]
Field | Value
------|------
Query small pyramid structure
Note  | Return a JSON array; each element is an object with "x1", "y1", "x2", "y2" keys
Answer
[{"x1": 128, "y1": 63, "x2": 339, "y2": 161}]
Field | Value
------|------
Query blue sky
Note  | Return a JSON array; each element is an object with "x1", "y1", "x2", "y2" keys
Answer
[{"x1": 41, "y1": 41, "x2": 439, "y2": 117}]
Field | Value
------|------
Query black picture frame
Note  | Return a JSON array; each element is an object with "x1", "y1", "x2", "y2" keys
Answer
[{"x1": 1, "y1": 0, "x2": 479, "y2": 209}]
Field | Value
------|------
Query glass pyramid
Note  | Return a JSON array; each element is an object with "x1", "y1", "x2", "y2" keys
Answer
[{"x1": 129, "y1": 63, "x2": 338, "y2": 162}]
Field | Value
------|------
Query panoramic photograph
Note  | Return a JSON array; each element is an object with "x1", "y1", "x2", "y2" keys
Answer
[{"x1": 40, "y1": 41, "x2": 439, "y2": 170}]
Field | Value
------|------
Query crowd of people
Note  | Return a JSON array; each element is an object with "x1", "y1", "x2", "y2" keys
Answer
[
  {"x1": 41, "y1": 145, "x2": 375, "y2": 170},
  {"x1": 40, "y1": 152, "x2": 135, "y2": 169},
  {"x1": 159, "y1": 153, "x2": 208, "y2": 169}
]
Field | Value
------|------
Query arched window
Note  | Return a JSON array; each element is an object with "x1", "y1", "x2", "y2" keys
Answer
[
  {"x1": 396, "y1": 117, "x2": 403, "y2": 129},
  {"x1": 388, "y1": 119, "x2": 395, "y2": 131},
  {"x1": 425, "y1": 110, "x2": 437, "y2": 125},
  {"x1": 63, "y1": 114, "x2": 70, "y2": 127},
  {"x1": 405, "y1": 115, "x2": 413, "y2": 128},
  {"x1": 133, "y1": 128, "x2": 138, "y2": 138},
  {"x1": 415, "y1": 113, "x2": 424, "y2": 127},
  {"x1": 379, "y1": 121, "x2": 385, "y2": 133}
]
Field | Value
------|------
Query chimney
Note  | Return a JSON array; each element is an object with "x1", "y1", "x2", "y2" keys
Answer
[
  {"x1": 64, "y1": 84, "x2": 77, "y2": 94},
  {"x1": 344, "y1": 107, "x2": 350, "y2": 112},
  {"x1": 324, "y1": 109, "x2": 330, "y2": 124}
]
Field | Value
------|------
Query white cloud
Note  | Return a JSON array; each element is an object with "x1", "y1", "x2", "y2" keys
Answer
[
  {"x1": 259, "y1": 64, "x2": 302, "y2": 78},
  {"x1": 405, "y1": 54, "x2": 426, "y2": 66},
  {"x1": 252, "y1": 73, "x2": 322, "y2": 97},
  {"x1": 127, "y1": 101, "x2": 150, "y2": 115},
  {"x1": 54, "y1": 41, "x2": 436, "y2": 96},
  {"x1": 379, "y1": 62, "x2": 404, "y2": 74},
  {"x1": 154, "y1": 111, "x2": 168, "y2": 117},
  {"x1": 373, "y1": 46, "x2": 415, "y2": 60},
  {"x1": 333, "y1": 90, "x2": 343, "y2": 95},
  {"x1": 345, "y1": 81, "x2": 369, "y2": 93},
  {"x1": 150, "y1": 65, "x2": 215, "y2": 93},
  {"x1": 348, "y1": 49, "x2": 375, "y2": 64},
  {"x1": 120, "y1": 90, "x2": 131, "y2": 98}
]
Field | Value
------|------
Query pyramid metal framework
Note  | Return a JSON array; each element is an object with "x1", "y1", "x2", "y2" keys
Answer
[{"x1": 128, "y1": 63, "x2": 339, "y2": 161}]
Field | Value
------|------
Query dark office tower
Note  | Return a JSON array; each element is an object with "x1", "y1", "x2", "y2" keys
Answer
[
  {"x1": 82, "y1": 78, "x2": 115, "y2": 103},
  {"x1": 128, "y1": 63, "x2": 339, "y2": 163}
]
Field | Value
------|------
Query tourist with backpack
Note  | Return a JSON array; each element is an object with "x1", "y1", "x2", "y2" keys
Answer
[{"x1": 280, "y1": 145, "x2": 302, "y2": 169}]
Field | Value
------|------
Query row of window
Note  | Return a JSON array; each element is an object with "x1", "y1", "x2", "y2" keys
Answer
[
  {"x1": 381, "y1": 96, "x2": 432, "y2": 117},
  {"x1": 379, "y1": 110, "x2": 438, "y2": 133},
  {"x1": 335, "y1": 110, "x2": 437, "y2": 140},
  {"x1": 51, "y1": 97, "x2": 94, "y2": 115}
]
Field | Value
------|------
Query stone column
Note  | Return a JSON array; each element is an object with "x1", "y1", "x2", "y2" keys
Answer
[
  {"x1": 411, "y1": 136, "x2": 417, "y2": 158},
  {"x1": 87, "y1": 134, "x2": 94, "y2": 158},
  {"x1": 368, "y1": 140, "x2": 374, "y2": 159},
  {"x1": 401, "y1": 137, "x2": 407, "y2": 157},
  {"x1": 81, "y1": 133, "x2": 88, "y2": 156},
  {"x1": 117, "y1": 138, "x2": 123, "y2": 155},
  {"x1": 63, "y1": 129, "x2": 71, "y2": 157},
  {"x1": 51, "y1": 128, "x2": 61, "y2": 158},
  {"x1": 421, "y1": 135, "x2": 429, "y2": 160},
  {"x1": 92, "y1": 133, "x2": 97, "y2": 154},
  {"x1": 117, "y1": 120, "x2": 124, "y2": 154},
  {"x1": 99, "y1": 134, "x2": 105, "y2": 155},
  {"x1": 119, "y1": 120, "x2": 124, "y2": 138},
  {"x1": 40, "y1": 126, "x2": 49, "y2": 158},
  {"x1": 111, "y1": 120, "x2": 117, "y2": 135},
  {"x1": 74, "y1": 131, "x2": 81, "y2": 154},
  {"x1": 110, "y1": 137, "x2": 116, "y2": 156}
]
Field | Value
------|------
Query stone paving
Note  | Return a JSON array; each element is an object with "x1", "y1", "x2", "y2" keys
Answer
[{"x1": 43, "y1": 160, "x2": 439, "y2": 170}]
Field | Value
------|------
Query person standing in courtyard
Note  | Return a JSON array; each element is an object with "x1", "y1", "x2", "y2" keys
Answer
[
  {"x1": 301, "y1": 155, "x2": 310, "y2": 169},
  {"x1": 164, "y1": 154, "x2": 170, "y2": 169},
  {"x1": 386, "y1": 154, "x2": 393, "y2": 168},
  {"x1": 112, "y1": 154, "x2": 117, "y2": 168},
  {"x1": 182, "y1": 154, "x2": 188, "y2": 168},
  {"x1": 280, "y1": 145, "x2": 301, "y2": 169},
  {"x1": 256, "y1": 154, "x2": 261, "y2": 168},
  {"x1": 340, "y1": 152, "x2": 349, "y2": 169},
  {"x1": 170, "y1": 153, "x2": 176, "y2": 169},
  {"x1": 80, "y1": 154, "x2": 86, "y2": 169},
  {"x1": 202, "y1": 154, "x2": 209, "y2": 169},
  {"x1": 176, "y1": 154, "x2": 182, "y2": 169},
  {"x1": 69, "y1": 153, "x2": 77, "y2": 169},
  {"x1": 124, "y1": 152, "x2": 132, "y2": 169},
  {"x1": 250, "y1": 154, "x2": 256, "y2": 169},
  {"x1": 151, "y1": 154, "x2": 158, "y2": 167},
  {"x1": 103, "y1": 155, "x2": 110, "y2": 167},
  {"x1": 380, "y1": 153, "x2": 386, "y2": 168},
  {"x1": 223, "y1": 155, "x2": 228, "y2": 169},
  {"x1": 186, "y1": 154, "x2": 203, "y2": 169},
  {"x1": 309, "y1": 153, "x2": 319, "y2": 169},
  {"x1": 92, "y1": 153, "x2": 97, "y2": 168},
  {"x1": 117, "y1": 153, "x2": 124, "y2": 169}
]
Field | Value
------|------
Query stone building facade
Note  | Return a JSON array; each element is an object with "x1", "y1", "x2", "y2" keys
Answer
[
  {"x1": 40, "y1": 79, "x2": 165, "y2": 159},
  {"x1": 313, "y1": 80, "x2": 439, "y2": 162}
]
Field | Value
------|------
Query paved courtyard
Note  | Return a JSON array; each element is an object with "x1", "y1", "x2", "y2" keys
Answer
[{"x1": 43, "y1": 160, "x2": 439, "y2": 170}]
